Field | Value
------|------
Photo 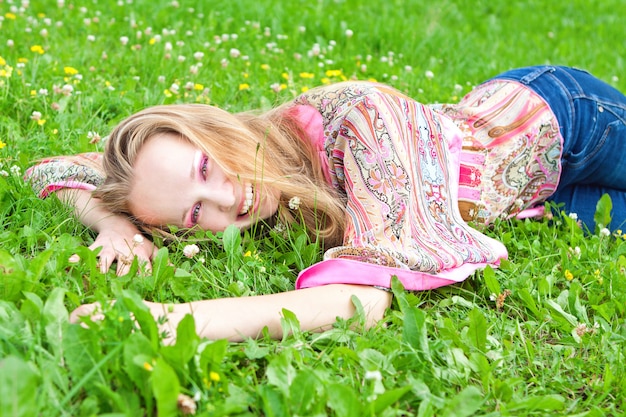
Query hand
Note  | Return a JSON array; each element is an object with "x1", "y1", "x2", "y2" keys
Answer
[
  {"x1": 69, "y1": 214, "x2": 158, "y2": 275},
  {"x1": 90, "y1": 216, "x2": 158, "y2": 275}
]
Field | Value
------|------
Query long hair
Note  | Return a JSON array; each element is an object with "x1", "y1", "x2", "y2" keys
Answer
[{"x1": 94, "y1": 103, "x2": 346, "y2": 247}]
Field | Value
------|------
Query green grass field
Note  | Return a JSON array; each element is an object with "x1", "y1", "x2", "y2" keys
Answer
[{"x1": 1, "y1": 0, "x2": 626, "y2": 415}]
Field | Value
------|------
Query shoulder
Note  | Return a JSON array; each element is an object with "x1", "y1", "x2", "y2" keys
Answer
[{"x1": 294, "y1": 81, "x2": 419, "y2": 119}]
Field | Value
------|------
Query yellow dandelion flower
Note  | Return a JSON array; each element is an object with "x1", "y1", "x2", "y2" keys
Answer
[
  {"x1": 37, "y1": 13, "x2": 46, "y2": 18},
  {"x1": 0, "y1": 57, "x2": 5, "y2": 66},
  {"x1": 164, "y1": 89, "x2": 173, "y2": 97},
  {"x1": 260, "y1": 64, "x2": 270, "y2": 70},
  {"x1": 143, "y1": 362, "x2": 153, "y2": 371},
  {"x1": 281, "y1": 72, "x2": 290, "y2": 80},
  {"x1": 5, "y1": 12, "x2": 17, "y2": 20},
  {"x1": 64, "y1": 66, "x2": 79, "y2": 75},
  {"x1": 30, "y1": 90, "x2": 36, "y2": 96},
  {"x1": 18, "y1": 57, "x2": 28, "y2": 64},
  {"x1": 194, "y1": 83, "x2": 204, "y2": 90},
  {"x1": 37, "y1": 119, "x2": 46, "y2": 126},
  {"x1": 149, "y1": 38, "x2": 156, "y2": 45},
  {"x1": 564, "y1": 269, "x2": 574, "y2": 281},
  {"x1": 30, "y1": 45, "x2": 45, "y2": 54},
  {"x1": 209, "y1": 371, "x2": 220, "y2": 382},
  {"x1": 299, "y1": 72, "x2": 315, "y2": 79},
  {"x1": 0, "y1": 140, "x2": 6, "y2": 149},
  {"x1": 325, "y1": 69, "x2": 342, "y2": 77},
  {"x1": 0, "y1": 67, "x2": 13, "y2": 78},
  {"x1": 321, "y1": 77, "x2": 331, "y2": 84},
  {"x1": 243, "y1": 250, "x2": 252, "y2": 257},
  {"x1": 367, "y1": 78, "x2": 378, "y2": 83},
  {"x1": 301, "y1": 86, "x2": 309, "y2": 92},
  {"x1": 243, "y1": 72, "x2": 249, "y2": 78},
  {"x1": 238, "y1": 83, "x2": 250, "y2": 91}
]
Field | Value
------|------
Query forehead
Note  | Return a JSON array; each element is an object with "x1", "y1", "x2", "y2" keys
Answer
[{"x1": 128, "y1": 133, "x2": 196, "y2": 226}]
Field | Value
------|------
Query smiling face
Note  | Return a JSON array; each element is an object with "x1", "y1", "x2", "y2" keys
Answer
[{"x1": 128, "y1": 132, "x2": 280, "y2": 232}]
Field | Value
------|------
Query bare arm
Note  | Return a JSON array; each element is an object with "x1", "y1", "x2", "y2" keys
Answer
[
  {"x1": 71, "y1": 284, "x2": 392, "y2": 342},
  {"x1": 56, "y1": 189, "x2": 157, "y2": 275}
]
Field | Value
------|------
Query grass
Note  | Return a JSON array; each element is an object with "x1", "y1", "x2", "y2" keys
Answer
[{"x1": 1, "y1": 0, "x2": 626, "y2": 415}]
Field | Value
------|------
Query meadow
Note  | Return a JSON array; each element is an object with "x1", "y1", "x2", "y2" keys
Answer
[{"x1": 1, "y1": 0, "x2": 626, "y2": 415}]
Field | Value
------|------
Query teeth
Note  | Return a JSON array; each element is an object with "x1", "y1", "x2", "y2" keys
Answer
[{"x1": 239, "y1": 183, "x2": 254, "y2": 216}]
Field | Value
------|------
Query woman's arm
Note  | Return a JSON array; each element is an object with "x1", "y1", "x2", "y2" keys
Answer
[
  {"x1": 56, "y1": 189, "x2": 157, "y2": 275},
  {"x1": 71, "y1": 284, "x2": 392, "y2": 342}
]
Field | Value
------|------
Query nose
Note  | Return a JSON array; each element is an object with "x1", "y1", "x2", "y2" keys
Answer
[{"x1": 198, "y1": 177, "x2": 235, "y2": 211}]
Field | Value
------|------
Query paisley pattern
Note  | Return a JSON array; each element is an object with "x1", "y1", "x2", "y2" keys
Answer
[
  {"x1": 294, "y1": 82, "x2": 507, "y2": 276},
  {"x1": 432, "y1": 80, "x2": 562, "y2": 224}
]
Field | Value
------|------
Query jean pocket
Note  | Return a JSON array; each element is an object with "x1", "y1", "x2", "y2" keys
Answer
[
  {"x1": 563, "y1": 118, "x2": 626, "y2": 188},
  {"x1": 518, "y1": 66, "x2": 557, "y2": 85}
]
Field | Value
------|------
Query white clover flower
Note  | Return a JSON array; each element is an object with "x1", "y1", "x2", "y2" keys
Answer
[
  {"x1": 61, "y1": 84, "x2": 74, "y2": 95},
  {"x1": 193, "y1": 51, "x2": 204, "y2": 60},
  {"x1": 10, "y1": 165, "x2": 21, "y2": 176},
  {"x1": 87, "y1": 131, "x2": 101, "y2": 144},
  {"x1": 157, "y1": 75, "x2": 166, "y2": 83},
  {"x1": 364, "y1": 370, "x2": 382, "y2": 381},
  {"x1": 120, "y1": 36, "x2": 129, "y2": 45},
  {"x1": 288, "y1": 196, "x2": 301, "y2": 210},
  {"x1": 177, "y1": 55, "x2": 186, "y2": 63},
  {"x1": 425, "y1": 70, "x2": 434, "y2": 79},
  {"x1": 169, "y1": 83, "x2": 180, "y2": 94},
  {"x1": 0, "y1": 170, "x2": 9, "y2": 177},
  {"x1": 87, "y1": 34, "x2": 96, "y2": 42},
  {"x1": 229, "y1": 48, "x2": 241, "y2": 58},
  {"x1": 31, "y1": 111, "x2": 42, "y2": 121},
  {"x1": 183, "y1": 244, "x2": 200, "y2": 258},
  {"x1": 345, "y1": 29, "x2": 353, "y2": 37},
  {"x1": 164, "y1": 41, "x2": 173, "y2": 51},
  {"x1": 600, "y1": 228, "x2": 611, "y2": 237},
  {"x1": 273, "y1": 222, "x2": 286, "y2": 234},
  {"x1": 569, "y1": 212, "x2": 578, "y2": 220}
]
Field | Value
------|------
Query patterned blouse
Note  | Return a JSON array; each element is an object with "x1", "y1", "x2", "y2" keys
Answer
[{"x1": 25, "y1": 80, "x2": 562, "y2": 291}]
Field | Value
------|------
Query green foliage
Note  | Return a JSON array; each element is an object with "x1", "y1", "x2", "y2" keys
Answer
[{"x1": 2, "y1": 0, "x2": 626, "y2": 415}]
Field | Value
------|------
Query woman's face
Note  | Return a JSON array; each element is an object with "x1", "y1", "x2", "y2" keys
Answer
[{"x1": 128, "y1": 132, "x2": 280, "y2": 232}]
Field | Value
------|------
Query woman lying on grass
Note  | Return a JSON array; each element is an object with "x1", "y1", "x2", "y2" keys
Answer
[{"x1": 26, "y1": 65, "x2": 626, "y2": 341}]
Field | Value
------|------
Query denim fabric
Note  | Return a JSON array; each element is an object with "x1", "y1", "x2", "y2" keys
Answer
[{"x1": 490, "y1": 66, "x2": 626, "y2": 230}]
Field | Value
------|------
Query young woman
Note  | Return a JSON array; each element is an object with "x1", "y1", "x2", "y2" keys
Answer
[{"x1": 26, "y1": 66, "x2": 626, "y2": 341}]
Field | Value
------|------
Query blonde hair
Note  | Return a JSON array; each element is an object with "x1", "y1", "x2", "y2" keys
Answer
[{"x1": 94, "y1": 103, "x2": 346, "y2": 247}]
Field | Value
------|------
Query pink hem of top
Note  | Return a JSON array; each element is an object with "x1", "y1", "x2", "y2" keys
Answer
[
  {"x1": 296, "y1": 257, "x2": 502, "y2": 291},
  {"x1": 40, "y1": 181, "x2": 97, "y2": 198}
]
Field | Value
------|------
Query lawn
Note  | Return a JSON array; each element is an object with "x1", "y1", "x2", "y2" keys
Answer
[{"x1": 1, "y1": 0, "x2": 626, "y2": 415}]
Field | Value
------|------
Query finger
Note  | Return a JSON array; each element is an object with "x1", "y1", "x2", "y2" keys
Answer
[
  {"x1": 69, "y1": 302, "x2": 103, "y2": 324},
  {"x1": 88, "y1": 243, "x2": 114, "y2": 273}
]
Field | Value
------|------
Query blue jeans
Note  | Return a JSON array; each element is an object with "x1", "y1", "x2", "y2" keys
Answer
[{"x1": 490, "y1": 66, "x2": 626, "y2": 230}]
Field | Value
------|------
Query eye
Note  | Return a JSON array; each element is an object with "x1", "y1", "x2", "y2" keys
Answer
[
  {"x1": 199, "y1": 155, "x2": 209, "y2": 180},
  {"x1": 191, "y1": 202, "x2": 201, "y2": 225}
]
